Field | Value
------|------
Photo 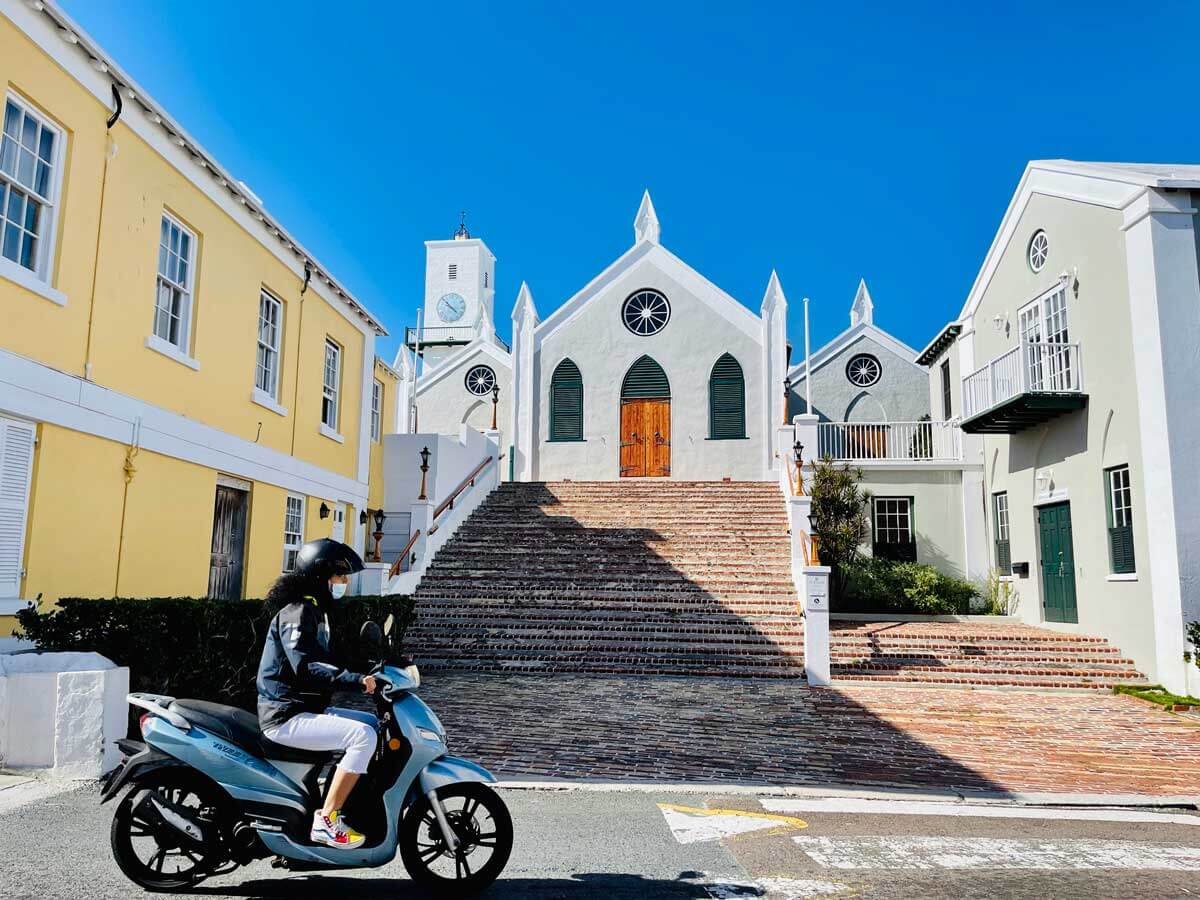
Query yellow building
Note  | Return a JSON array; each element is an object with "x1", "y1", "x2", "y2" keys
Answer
[{"x1": 0, "y1": 0, "x2": 396, "y2": 636}]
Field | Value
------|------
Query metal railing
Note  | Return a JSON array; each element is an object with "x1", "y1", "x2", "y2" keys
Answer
[
  {"x1": 817, "y1": 420, "x2": 962, "y2": 461},
  {"x1": 962, "y1": 341, "x2": 1083, "y2": 420},
  {"x1": 404, "y1": 325, "x2": 510, "y2": 353}
]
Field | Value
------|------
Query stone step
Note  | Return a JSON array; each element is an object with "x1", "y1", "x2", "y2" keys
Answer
[
  {"x1": 414, "y1": 589, "x2": 798, "y2": 606},
  {"x1": 409, "y1": 633, "x2": 805, "y2": 656},
  {"x1": 407, "y1": 617, "x2": 803, "y2": 641},
  {"x1": 831, "y1": 669, "x2": 1147, "y2": 689},
  {"x1": 830, "y1": 657, "x2": 1139, "y2": 675},
  {"x1": 829, "y1": 636, "x2": 1124, "y2": 653},
  {"x1": 415, "y1": 657, "x2": 805, "y2": 678},
  {"x1": 829, "y1": 650, "x2": 1136, "y2": 666},
  {"x1": 417, "y1": 574, "x2": 796, "y2": 592},
  {"x1": 426, "y1": 560, "x2": 793, "y2": 575}
]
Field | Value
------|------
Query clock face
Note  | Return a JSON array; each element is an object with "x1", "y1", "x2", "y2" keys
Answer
[{"x1": 437, "y1": 292, "x2": 467, "y2": 323}]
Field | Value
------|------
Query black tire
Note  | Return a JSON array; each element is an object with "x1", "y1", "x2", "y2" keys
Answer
[
  {"x1": 399, "y1": 782, "x2": 513, "y2": 895},
  {"x1": 110, "y1": 768, "x2": 231, "y2": 892}
]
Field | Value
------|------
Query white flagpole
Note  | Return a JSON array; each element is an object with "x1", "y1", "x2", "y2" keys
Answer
[{"x1": 803, "y1": 297, "x2": 812, "y2": 416}]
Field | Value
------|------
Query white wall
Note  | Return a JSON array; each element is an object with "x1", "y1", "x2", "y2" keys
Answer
[
  {"x1": 534, "y1": 255, "x2": 766, "y2": 481},
  {"x1": 414, "y1": 345, "x2": 512, "y2": 466},
  {"x1": 382, "y1": 426, "x2": 497, "y2": 511},
  {"x1": 859, "y1": 467, "x2": 969, "y2": 577}
]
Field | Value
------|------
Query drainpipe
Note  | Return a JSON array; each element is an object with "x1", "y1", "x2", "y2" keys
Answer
[
  {"x1": 114, "y1": 416, "x2": 140, "y2": 596},
  {"x1": 289, "y1": 262, "x2": 312, "y2": 456},
  {"x1": 83, "y1": 84, "x2": 123, "y2": 382}
]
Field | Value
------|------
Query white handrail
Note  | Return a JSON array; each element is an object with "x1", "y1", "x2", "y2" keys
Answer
[
  {"x1": 962, "y1": 341, "x2": 1083, "y2": 419},
  {"x1": 816, "y1": 420, "x2": 962, "y2": 461}
]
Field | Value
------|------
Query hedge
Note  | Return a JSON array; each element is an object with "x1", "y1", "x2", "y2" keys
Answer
[
  {"x1": 838, "y1": 556, "x2": 979, "y2": 615},
  {"x1": 15, "y1": 595, "x2": 416, "y2": 713}
]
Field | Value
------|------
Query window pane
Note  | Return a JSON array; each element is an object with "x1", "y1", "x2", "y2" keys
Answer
[
  {"x1": 169, "y1": 223, "x2": 180, "y2": 256},
  {"x1": 160, "y1": 215, "x2": 169, "y2": 246},
  {"x1": 19, "y1": 232, "x2": 33, "y2": 269},
  {"x1": 0, "y1": 136, "x2": 15, "y2": 178},
  {"x1": 37, "y1": 128, "x2": 54, "y2": 164},
  {"x1": 20, "y1": 113, "x2": 36, "y2": 152},
  {"x1": 2, "y1": 221, "x2": 19, "y2": 263},
  {"x1": 23, "y1": 195, "x2": 38, "y2": 233},
  {"x1": 34, "y1": 161, "x2": 50, "y2": 198},
  {"x1": 16, "y1": 147, "x2": 34, "y2": 189},
  {"x1": 2, "y1": 102, "x2": 18, "y2": 138},
  {"x1": 179, "y1": 231, "x2": 190, "y2": 264}
]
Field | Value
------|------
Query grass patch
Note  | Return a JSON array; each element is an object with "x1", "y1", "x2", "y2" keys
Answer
[{"x1": 1113, "y1": 683, "x2": 1200, "y2": 710}]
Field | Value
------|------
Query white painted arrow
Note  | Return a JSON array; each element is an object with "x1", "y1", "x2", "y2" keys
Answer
[{"x1": 659, "y1": 802, "x2": 808, "y2": 845}]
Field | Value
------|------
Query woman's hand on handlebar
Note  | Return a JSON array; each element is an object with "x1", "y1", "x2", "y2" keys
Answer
[{"x1": 361, "y1": 674, "x2": 377, "y2": 694}]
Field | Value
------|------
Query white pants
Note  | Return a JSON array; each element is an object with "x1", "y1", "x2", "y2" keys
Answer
[{"x1": 263, "y1": 707, "x2": 377, "y2": 775}]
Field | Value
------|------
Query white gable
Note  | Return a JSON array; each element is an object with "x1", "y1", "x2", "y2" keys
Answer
[{"x1": 415, "y1": 339, "x2": 512, "y2": 397}]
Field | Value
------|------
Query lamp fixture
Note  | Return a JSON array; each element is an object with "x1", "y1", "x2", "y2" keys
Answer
[{"x1": 319, "y1": 502, "x2": 330, "y2": 519}]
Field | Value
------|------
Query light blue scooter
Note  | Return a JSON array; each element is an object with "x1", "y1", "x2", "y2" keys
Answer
[{"x1": 101, "y1": 618, "x2": 512, "y2": 894}]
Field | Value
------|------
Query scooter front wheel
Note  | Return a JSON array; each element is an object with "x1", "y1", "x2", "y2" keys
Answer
[{"x1": 399, "y1": 782, "x2": 513, "y2": 895}]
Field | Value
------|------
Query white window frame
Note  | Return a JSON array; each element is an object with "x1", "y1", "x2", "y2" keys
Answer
[
  {"x1": 321, "y1": 338, "x2": 341, "y2": 433},
  {"x1": 1108, "y1": 465, "x2": 1133, "y2": 529},
  {"x1": 0, "y1": 92, "x2": 66, "y2": 296},
  {"x1": 150, "y1": 211, "x2": 198, "y2": 358},
  {"x1": 371, "y1": 378, "x2": 383, "y2": 442},
  {"x1": 282, "y1": 494, "x2": 305, "y2": 573},
  {"x1": 255, "y1": 289, "x2": 283, "y2": 400},
  {"x1": 873, "y1": 497, "x2": 912, "y2": 545},
  {"x1": 994, "y1": 491, "x2": 1010, "y2": 542}
]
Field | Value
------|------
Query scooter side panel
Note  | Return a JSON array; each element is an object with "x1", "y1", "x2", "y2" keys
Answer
[
  {"x1": 142, "y1": 717, "x2": 307, "y2": 816},
  {"x1": 419, "y1": 755, "x2": 498, "y2": 792}
]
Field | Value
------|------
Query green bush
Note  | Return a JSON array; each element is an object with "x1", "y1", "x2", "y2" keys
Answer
[
  {"x1": 14, "y1": 595, "x2": 415, "y2": 712},
  {"x1": 839, "y1": 556, "x2": 979, "y2": 615}
]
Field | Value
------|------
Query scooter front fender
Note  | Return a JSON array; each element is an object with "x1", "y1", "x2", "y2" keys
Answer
[{"x1": 418, "y1": 755, "x2": 497, "y2": 794}]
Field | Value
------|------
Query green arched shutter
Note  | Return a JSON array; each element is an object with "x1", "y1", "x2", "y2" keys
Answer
[
  {"x1": 709, "y1": 353, "x2": 745, "y2": 439},
  {"x1": 621, "y1": 356, "x2": 671, "y2": 399},
  {"x1": 549, "y1": 359, "x2": 583, "y2": 441}
]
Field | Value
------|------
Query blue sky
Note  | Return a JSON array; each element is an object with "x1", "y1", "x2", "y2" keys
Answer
[{"x1": 60, "y1": 0, "x2": 1200, "y2": 361}]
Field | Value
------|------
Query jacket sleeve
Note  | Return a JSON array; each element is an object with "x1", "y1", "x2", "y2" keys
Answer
[{"x1": 278, "y1": 603, "x2": 364, "y2": 689}]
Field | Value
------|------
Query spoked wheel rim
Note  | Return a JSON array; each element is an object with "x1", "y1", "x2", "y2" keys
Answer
[
  {"x1": 111, "y1": 773, "x2": 227, "y2": 889},
  {"x1": 401, "y1": 782, "x2": 513, "y2": 892}
]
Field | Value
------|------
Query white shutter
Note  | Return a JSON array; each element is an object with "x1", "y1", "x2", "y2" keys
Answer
[{"x1": 0, "y1": 417, "x2": 36, "y2": 599}]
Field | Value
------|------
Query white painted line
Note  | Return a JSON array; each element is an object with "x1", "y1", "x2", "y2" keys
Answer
[
  {"x1": 659, "y1": 803, "x2": 807, "y2": 844},
  {"x1": 761, "y1": 797, "x2": 1200, "y2": 827},
  {"x1": 793, "y1": 836, "x2": 1200, "y2": 870}
]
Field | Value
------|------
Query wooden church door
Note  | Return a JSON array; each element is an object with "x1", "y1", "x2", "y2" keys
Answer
[{"x1": 620, "y1": 399, "x2": 670, "y2": 477}]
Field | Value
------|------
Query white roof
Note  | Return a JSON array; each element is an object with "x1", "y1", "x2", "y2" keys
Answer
[{"x1": 1031, "y1": 160, "x2": 1200, "y2": 188}]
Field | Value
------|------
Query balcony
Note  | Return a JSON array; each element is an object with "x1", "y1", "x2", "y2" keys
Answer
[
  {"x1": 817, "y1": 420, "x2": 962, "y2": 462},
  {"x1": 961, "y1": 341, "x2": 1086, "y2": 434},
  {"x1": 404, "y1": 326, "x2": 510, "y2": 354}
]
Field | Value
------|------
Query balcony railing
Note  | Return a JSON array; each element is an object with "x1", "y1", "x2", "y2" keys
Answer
[
  {"x1": 817, "y1": 420, "x2": 962, "y2": 462},
  {"x1": 404, "y1": 325, "x2": 510, "y2": 353},
  {"x1": 962, "y1": 341, "x2": 1084, "y2": 421}
]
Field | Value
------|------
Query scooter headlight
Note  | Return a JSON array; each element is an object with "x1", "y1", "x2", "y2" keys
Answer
[{"x1": 417, "y1": 728, "x2": 443, "y2": 743}]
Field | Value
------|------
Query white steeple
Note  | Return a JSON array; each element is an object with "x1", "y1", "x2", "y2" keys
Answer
[
  {"x1": 850, "y1": 278, "x2": 874, "y2": 327},
  {"x1": 633, "y1": 190, "x2": 660, "y2": 245},
  {"x1": 511, "y1": 280, "x2": 539, "y2": 326},
  {"x1": 760, "y1": 269, "x2": 786, "y2": 314}
]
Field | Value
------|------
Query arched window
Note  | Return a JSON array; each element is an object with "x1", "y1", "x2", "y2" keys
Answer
[
  {"x1": 621, "y1": 355, "x2": 671, "y2": 399},
  {"x1": 708, "y1": 353, "x2": 746, "y2": 439},
  {"x1": 549, "y1": 358, "x2": 584, "y2": 441}
]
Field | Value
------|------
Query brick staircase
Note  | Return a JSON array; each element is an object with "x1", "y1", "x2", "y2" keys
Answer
[
  {"x1": 829, "y1": 621, "x2": 1146, "y2": 689},
  {"x1": 406, "y1": 480, "x2": 805, "y2": 677}
]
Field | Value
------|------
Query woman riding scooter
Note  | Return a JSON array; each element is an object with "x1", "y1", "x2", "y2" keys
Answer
[{"x1": 256, "y1": 537, "x2": 377, "y2": 850}]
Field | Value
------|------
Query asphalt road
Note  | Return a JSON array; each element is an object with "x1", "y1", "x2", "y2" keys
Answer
[{"x1": 2, "y1": 783, "x2": 1199, "y2": 899}]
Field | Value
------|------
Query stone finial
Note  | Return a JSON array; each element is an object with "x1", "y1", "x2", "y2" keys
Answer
[
  {"x1": 511, "y1": 280, "x2": 539, "y2": 326},
  {"x1": 850, "y1": 278, "x2": 874, "y2": 327},
  {"x1": 633, "y1": 190, "x2": 660, "y2": 245},
  {"x1": 761, "y1": 269, "x2": 787, "y2": 315}
]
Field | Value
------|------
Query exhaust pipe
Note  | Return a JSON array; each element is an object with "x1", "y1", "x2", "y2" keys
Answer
[{"x1": 132, "y1": 792, "x2": 211, "y2": 849}]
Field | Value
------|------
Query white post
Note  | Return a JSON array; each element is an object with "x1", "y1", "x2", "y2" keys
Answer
[
  {"x1": 803, "y1": 296, "x2": 812, "y2": 415},
  {"x1": 802, "y1": 566, "x2": 832, "y2": 686},
  {"x1": 409, "y1": 498, "x2": 434, "y2": 570}
]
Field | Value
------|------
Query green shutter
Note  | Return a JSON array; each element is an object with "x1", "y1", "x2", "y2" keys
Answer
[
  {"x1": 1109, "y1": 526, "x2": 1135, "y2": 574},
  {"x1": 621, "y1": 356, "x2": 670, "y2": 399},
  {"x1": 996, "y1": 539, "x2": 1011, "y2": 575},
  {"x1": 709, "y1": 353, "x2": 746, "y2": 439},
  {"x1": 549, "y1": 359, "x2": 584, "y2": 441}
]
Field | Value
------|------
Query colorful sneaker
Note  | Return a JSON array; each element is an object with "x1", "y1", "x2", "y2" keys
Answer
[{"x1": 310, "y1": 810, "x2": 365, "y2": 849}]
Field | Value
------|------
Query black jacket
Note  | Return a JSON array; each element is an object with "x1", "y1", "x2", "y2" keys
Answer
[{"x1": 256, "y1": 577, "x2": 364, "y2": 731}]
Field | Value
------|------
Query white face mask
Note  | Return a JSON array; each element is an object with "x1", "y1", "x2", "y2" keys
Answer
[{"x1": 329, "y1": 582, "x2": 348, "y2": 600}]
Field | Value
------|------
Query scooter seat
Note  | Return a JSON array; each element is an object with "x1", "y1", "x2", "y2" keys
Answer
[{"x1": 168, "y1": 699, "x2": 336, "y2": 765}]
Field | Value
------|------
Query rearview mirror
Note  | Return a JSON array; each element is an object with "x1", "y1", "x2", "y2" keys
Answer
[{"x1": 360, "y1": 620, "x2": 383, "y2": 654}]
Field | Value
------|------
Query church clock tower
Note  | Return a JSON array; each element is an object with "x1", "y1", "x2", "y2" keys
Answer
[{"x1": 416, "y1": 215, "x2": 497, "y2": 367}]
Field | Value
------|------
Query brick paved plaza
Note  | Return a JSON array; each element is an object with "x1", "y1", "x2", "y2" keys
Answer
[{"x1": 409, "y1": 673, "x2": 1200, "y2": 797}]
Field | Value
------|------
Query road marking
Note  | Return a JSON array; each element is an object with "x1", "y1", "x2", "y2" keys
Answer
[
  {"x1": 793, "y1": 835, "x2": 1200, "y2": 870},
  {"x1": 659, "y1": 802, "x2": 808, "y2": 844},
  {"x1": 761, "y1": 797, "x2": 1200, "y2": 827}
]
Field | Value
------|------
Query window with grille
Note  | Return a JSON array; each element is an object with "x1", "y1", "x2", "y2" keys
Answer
[
  {"x1": 322, "y1": 339, "x2": 340, "y2": 429},
  {"x1": 255, "y1": 291, "x2": 282, "y2": 398},
  {"x1": 549, "y1": 358, "x2": 583, "y2": 441},
  {"x1": 993, "y1": 491, "x2": 1011, "y2": 575},
  {"x1": 873, "y1": 497, "x2": 916, "y2": 562},
  {"x1": 371, "y1": 379, "x2": 383, "y2": 442},
  {"x1": 448, "y1": 263, "x2": 457, "y2": 280},
  {"x1": 940, "y1": 360, "x2": 952, "y2": 420},
  {"x1": 1, "y1": 95, "x2": 61, "y2": 278},
  {"x1": 708, "y1": 353, "x2": 745, "y2": 439},
  {"x1": 282, "y1": 494, "x2": 305, "y2": 572},
  {"x1": 1105, "y1": 465, "x2": 1135, "y2": 574},
  {"x1": 154, "y1": 213, "x2": 196, "y2": 350}
]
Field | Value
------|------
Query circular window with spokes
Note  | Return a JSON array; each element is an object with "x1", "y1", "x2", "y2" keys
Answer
[
  {"x1": 845, "y1": 353, "x2": 882, "y2": 387},
  {"x1": 621, "y1": 289, "x2": 671, "y2": 336},
  {"x1": 1028, "y1": 230, "x2": 1049, "y2": 273},
  {"x1": 464, "y1": 364, "x2": 496, "y2": 396}
]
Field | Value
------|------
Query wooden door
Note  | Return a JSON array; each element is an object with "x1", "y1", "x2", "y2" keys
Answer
[
  {"x1": 208, "y1": 485, "x2": 249, "y2": 600},
  {"x1": 620, "y1": 399, "x2": 670, "y2": 477},
  {"x1": 1038, "y1": 502, "x2": 1077, "y2": 623}
]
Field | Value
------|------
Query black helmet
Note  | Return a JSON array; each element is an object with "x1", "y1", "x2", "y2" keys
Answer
[{"x1": 294, "y1": 538, "x2": 364, "y2": 580}]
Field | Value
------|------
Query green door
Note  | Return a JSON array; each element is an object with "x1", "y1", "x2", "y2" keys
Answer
[{"x1": 1038, "y1": 502, "x2": 1078, "y2": 624}]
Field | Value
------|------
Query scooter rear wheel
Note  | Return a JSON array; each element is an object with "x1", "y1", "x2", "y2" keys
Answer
[
  {"x1": 399, "y1": 782, "x2": 513, "y2": 895},
  {"x1": 110, "y1": 768, "x2": 230, "y2": 891}
]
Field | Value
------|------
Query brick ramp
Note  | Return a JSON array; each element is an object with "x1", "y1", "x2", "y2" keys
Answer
[
  {"x1": 830, "y1": 620, "x2": 1147, "y2": 689},
  {"x1": 407, "y1": 480, "x2": 805, "y2": 677}
]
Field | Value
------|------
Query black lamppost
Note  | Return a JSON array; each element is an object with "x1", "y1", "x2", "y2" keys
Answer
[
  {"x1": 418, "y1": 446, "x2": 431, "y2": 500},
  {"x1": 783, "y1": 376, "x2": 792, "y2": 426},
  {"x1": 793, "y1": 440, "x2": 805, "y2": 496},
  {"x1": 372, "y1": 509, "x2": 386, "y2": 562},
  {"x1": 491, "y1": 384, "x2": 500, "y2": 430}
]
